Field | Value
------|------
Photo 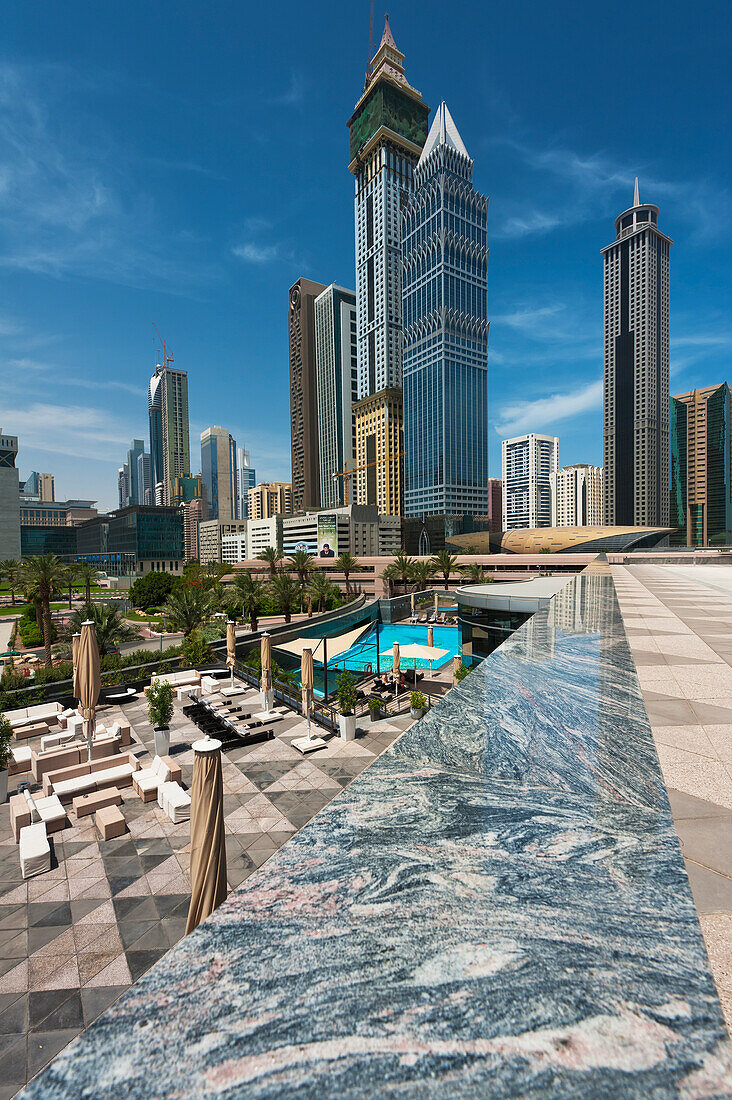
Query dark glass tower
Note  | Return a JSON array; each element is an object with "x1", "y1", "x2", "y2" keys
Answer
[
  {"x1": 402, "y1": 102, "x2": 490, "y2": 516},
  {"x1": 670, "y1": 383, "x2": 732, "y2": 545}
]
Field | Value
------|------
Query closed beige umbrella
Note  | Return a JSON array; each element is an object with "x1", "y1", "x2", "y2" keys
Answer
[
  {"x1": 186, "y1": 735, "x2": 227, "y2": 935},
  {"x1": 260, "y1": 632, "x2": 273, "y2": 712},
  {"x1": 392, "y1": 642, "x2": 400, "y2": 712},
  {"x1": 226, "y1": 620, "x2": 236, "y2": 688},
  {"x1": 428, "y1": 625, "x2": 434, "y2": 649},
  {"x1": 77, "y1": 619, "x2": 101, "y2": 761},
  {"x1": 301, "y1": 648, "x2": 314, "y2": 741},
  {"x1": 453, "y1": 655, "x2": 462, "y2": 686},
  {"x1": 307, "y1": 593, "x2": 313, "y2": 618},
  {"x1": 72, "y1": 632, "x2": 81, "y2": 699},
  {"x1": 434, "y1": 591, "x2": 439, "y2": 617},
  {"x1": 410, "y1": 591, "x2": 415, "y2": 617}
]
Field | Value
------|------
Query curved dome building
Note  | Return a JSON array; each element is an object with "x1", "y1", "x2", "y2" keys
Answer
[{"x1": 447, "y1": 525, "x2": 674, "y2": 555}]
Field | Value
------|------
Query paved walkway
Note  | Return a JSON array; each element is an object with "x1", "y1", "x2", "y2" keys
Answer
[
  {"x1": 612, "y1": 564, "x2": 732, "y2": 1032},
  {"x1": 0, "y1": 684, "x2": 411, "y2": 1097}
]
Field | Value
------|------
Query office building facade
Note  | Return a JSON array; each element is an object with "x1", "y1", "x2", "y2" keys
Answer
[
  {"x1": 289, "y1": 278, "x2": 327, "y2": 513},
  {"x1": 247, "y1": 516, "x2": 283, "y2": 557},
  {"x1": 181, "y1": 497, "x2": 203, "y2": 562},
  {"x1": 603, "y1": 179, "x2": 672, "y2": 526},
  {"x1": 236, "y1": 447, "x2": 256, "y2": 520},
  {"x1": 670, "y1": 383, "x2": 732, "y2": 546},
  {"x1": 21, "y1": 472, "x2": 55, "y2": 502},
  {"x1": 201, "y1": 426, "x2": 237, "y2": 522},
  {"x1": 282, "y1": 505, "x2": 400, "y2": 558},
  {"x1": 77, "y1": 507, "x2": 183, "y2": 576},
  {"x1": 137, "y1": 451, "x2": 152, "y2": 506},
  {"x1": 551, "y1": 464, "x2": 604, "y2": 527},
  {"x1": 315, "y1": 285, "x2": 358, "y2": 509},
  {"x1": 199, "y1": 520, "x2": 248, "y2": 565},
  {"x1": 348, "y1": 17, "x2": 429, "y2": 518},
  {"x1": 247, "y1": 482, "x2": 293, "y2": 522},
  {"x1": 353, "y1": 389, "x2": 404, "y2": 516},
  {"x1": 0, "y1": 432, "x2": 21, "y2": 559},
  {"x1": 148, "y1": 363, "x2": 190, "y2": 505},
  {"x1": 402, "y1": 102, "x2": 490, "y2": 517},
  {"x1": 487, "y1": 479, "x2": 503, "y2": 533},
  {"x1": 502, "y1": 434, "x2": 559, "y2": 530},
  {"x1": 19, "y1": 499, "x2": 97, "y2": 528}
]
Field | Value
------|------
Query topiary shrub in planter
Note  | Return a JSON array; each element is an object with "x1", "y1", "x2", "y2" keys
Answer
[
  {"x1": 368, "y1": 697, "x2": 383, "y2": 723},
  {"x1": 410, "y1": 690, "x2": 427, "y2": 720},
  {"x1": 335, "y1": 670, "x2": 358, "y2": 741},
  {"x1": 145, "y1": 679, "x2": 174, "y2": 757}
]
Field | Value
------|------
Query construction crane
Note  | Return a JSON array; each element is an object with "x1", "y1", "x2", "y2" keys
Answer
[
  {"x1": 332, "y1": 451, "x2": 405, "y2": 507},
  {"x1": 152, "y1": 323, "x2": 174, "y2": 372}
]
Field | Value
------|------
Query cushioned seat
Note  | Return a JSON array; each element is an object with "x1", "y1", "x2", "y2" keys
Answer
[
  {"x1": 54, "y1": 775, "x2": 94, "y2": 799},
  {"x1": 133, "y1": 755, "x2": 172, "y2": 802},
  {"x1": 158, "y1": 781, "x2": 190, "y2": 823},
  {"x1": 94, "y1": 763, "x2": 135, "y2": 788},
  {"x1": 33, "y1": 794, "x2": 66, "y2": 832},
  {"x1": 19, "y1": 823, "x2": 50, "y2": 879},
  {"x1": 10, "y1": 745, "x2": 32, "y2": 775}
]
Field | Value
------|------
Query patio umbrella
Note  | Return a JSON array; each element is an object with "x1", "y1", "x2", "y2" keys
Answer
[
  {"x1": 307, "y1": 593, "x2": 313, "y2": 617},
  {"x1": 185, "y1": 735, "x2": 227, "y2": 935},
  {"x1": 392, "y1": 642, "x2": 400, "y2": 710},
  {"x1": 260, "y1": 632, "x2": 272, "y2": 712},
  {"x1": 301, "y1": 648, "x2": 314, "y2": 742},
  {"x1": 427, "y1": 625, "x2": 434, "y2": 649},
  {"x1": 410, "y1": 591, "x2": 415, "y2": 617},
  {"x1": 72, "y1": 632, "x2": 80, "y2": 699},
  {"x1": 399, "y1": 642, "x2": 449, "y2": 702},
  {"x1": 453, "y1": 655, "x2": 462, "y2": 685},
  {"x1": 226, "y1": 620, "x2": 237, "y2": 688},
  {"x1": 434, "y1": 591, "x2": 439, "y2": 617},
  {"x1": 77, "y1": 619, "x2": 101, "y2": 762}
]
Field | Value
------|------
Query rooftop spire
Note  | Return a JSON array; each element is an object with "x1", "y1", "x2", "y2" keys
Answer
[
  {"x1": 634, "y1": 176, "x2": 640, "y2": 206},
  {"x1": 380, "y1": 12, "x2": 396, "y2": 49},
  {"x1": 418, "y1": 101, "x2": 470, "y2": 166}
]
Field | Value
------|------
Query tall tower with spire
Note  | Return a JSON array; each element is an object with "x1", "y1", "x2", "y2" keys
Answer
[
  {"x1": 602, "y1": 179, "x2": 672, "y2": 527},
  {"x1": 402, "y1": 102, "x2": 490, "y2": 516},
  {"x1": 347, "y1": 15, "x2": 429, "y2": 516}
]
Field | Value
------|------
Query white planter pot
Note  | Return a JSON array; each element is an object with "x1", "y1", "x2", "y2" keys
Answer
[
  {"x1": 0, "y1": 769, "x2": 7, "y2": 804},
  {"x1": 338, "y1": 714, "x2": 357, "y2": 741},
  {"x1": 410, "y1": 707, "x2": 426, "y2": 720},
  {"x1": 153, "y1": 727, "x2": 170, "y2": 757}
]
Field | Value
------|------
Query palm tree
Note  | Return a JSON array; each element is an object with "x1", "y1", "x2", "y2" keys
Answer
[
  {"x1": 390, "y1": 553, "x2": 416, "y2": 594},
  {"x1": 411, "y1": 560, "x2": 435, "y2": 592},
  {"x1": 308, "y1": 569, "x2": 336, "y2": 613},
  {"x1": 460, "y1": 562, "x2": 485, "y2": 584},
  {"x1": 22, "y1": 555, "x2": 68, "y2": 666},
  {"x1": 63, "y1": 565, "x2": 77, "y2": 609},
  {"x1": 268, "y1": 571, "x2": 299, "y2": 623},
  {"x1": 203, "y1": 562, "x2": 227, "y2": 589},
  {"x1": 257, "y1": 546, "x2": 283, "y2": 579},
  {"x1": 234, "y1": 573, "x2": 265, "y2": 632},
  {"x1": 334, "y1": 552, "x2": 359, "y2": 597},
  {"x1": 161, "y1": 587, "x2": 213, "y2": 638},
  {"x1": 288, "y1": 550, "x2": 314, "y2": 587},
  {"x1": 75, "y1": 562, "x2": 99, "y2": 605},
  {"x1": 64, "y1": 604, "x2": 141, "y2": 657},
  {"x1": 1, "y1": 560, "x2": 22, "y2": 606},
  {"x1": 430, "y1": 550, "x2": 459, "y2": 590}
]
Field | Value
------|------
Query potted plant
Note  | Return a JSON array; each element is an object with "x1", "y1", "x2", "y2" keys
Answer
[
  {"x1": 368, "y1": 697, "x2": 383, "y2": 723},
  {"x1": 410, "y1": 690, "x2": 427, "y2": 720},
  {"x1": 0, "y1": 711, "x2": 11, "y2": 804},
  {"x1": 454, "y1": 662, "x2": 470, "y2": 683},
  {"x1": 145, "y1": 679, "x2": 174, "y2": 757},
  {"x1": 335, "y1": 670, "x2": 358, "y2": 741}
]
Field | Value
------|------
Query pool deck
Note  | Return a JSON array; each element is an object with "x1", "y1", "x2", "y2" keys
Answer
[{"x1": 18, "y1": 565, "x2": 732, "y2": 1098}]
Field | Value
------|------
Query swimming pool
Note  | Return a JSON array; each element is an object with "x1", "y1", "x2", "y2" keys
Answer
[{"x1": 327, "y1": 622, "x2": 461, "y2": 675}]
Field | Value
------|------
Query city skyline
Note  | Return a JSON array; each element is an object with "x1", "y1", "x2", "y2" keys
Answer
[{"x1": 0, "y1": 1, "x2": 729, "y2": 510}]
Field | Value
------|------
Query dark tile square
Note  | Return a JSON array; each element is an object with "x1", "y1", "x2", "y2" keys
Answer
[
  {"x1": 126, "y1": 948, "x2": 165, "y2": 982},
  {"x1": 81, "y1": 985, "x2": 126, "y2": 1026},
  {"x1": 0, "y1": 1036, "x2": 27, "y2": 1086},
  {"x1": 27, "y1": 902, "x2": 72, "y2": 929},
  {"x1": 27, "y1": 1028, "x2": 81, "y2": 1079},
  {"x1": 29, "y1": 989, "x2": 82, "y2": 1032},
  {"x1": 0, "y1": 994, "x2": 27, "y2": 1034}
]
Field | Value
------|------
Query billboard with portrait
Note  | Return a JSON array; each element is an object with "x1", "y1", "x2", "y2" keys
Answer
[{"x1": 317, "y1": 514, "x2": 338, "y2": 559}]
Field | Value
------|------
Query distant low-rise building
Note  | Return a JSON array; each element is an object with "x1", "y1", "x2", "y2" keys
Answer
[
  {"x1": 281, "y1": 505, "x2": 400, "y2": 559},
  {"x1": 551, "y1": 464, "x2": 604, "y2": 527},
  {"x1": 221, "y1": 532, "x2": 249, "y2": 566},
  {"x1": 77, "y1": 506, "x2": 184, "y2": 576},
  {"x1": 199, "y1": 520, "x2": 248, "y2": 565},
  {"x1": 248, "y1": 482, "x2": 293, "y2": 521},
  {"x1": 20, "y1": 499, "x2": 97, "y2": 528},
  {"x1": 248, "y1": 517, "x2": 283, "y2": 557}
]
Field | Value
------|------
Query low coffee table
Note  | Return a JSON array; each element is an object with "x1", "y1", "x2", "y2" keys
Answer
[{"x1": 73, "y1": 786, "x2": 122, "y2": 819}]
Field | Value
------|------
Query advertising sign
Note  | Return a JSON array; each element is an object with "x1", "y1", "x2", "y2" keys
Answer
[{"x1": 317, "y1": 514, "x2": 338, "y2": 559}]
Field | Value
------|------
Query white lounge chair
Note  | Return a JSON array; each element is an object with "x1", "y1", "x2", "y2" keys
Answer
[
  {"x1": 158, "y1": 781, "x2": 191, "y2": 823},
  {"x1": 19, "y1": 823, "x2": 50, "y2": 879}
]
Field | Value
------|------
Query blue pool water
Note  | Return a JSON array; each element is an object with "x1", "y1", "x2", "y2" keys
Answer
[{"x1": 327, "y1": 623, "x2": 460, "y2": 675}]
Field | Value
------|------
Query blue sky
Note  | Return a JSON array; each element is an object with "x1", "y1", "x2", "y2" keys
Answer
[{"x1": 1, "y1": 0, "x2": 729, "y2": 510}]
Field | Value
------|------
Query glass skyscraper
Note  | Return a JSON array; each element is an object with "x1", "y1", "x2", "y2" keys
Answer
[
  {"x1": 670, "y1": 383, "x2": 732, "y2": 546},
  {"x1": 402, "y1": 102, "x2": 490, "y2": 516}
]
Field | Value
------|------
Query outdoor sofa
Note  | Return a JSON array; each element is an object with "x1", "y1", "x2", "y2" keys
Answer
[
  {"x1": 43, "y1": 751, "x2": 139, "y2": 802},
  {"x1": 11, "y1": 788, "x2": 67, "y2": 841}
]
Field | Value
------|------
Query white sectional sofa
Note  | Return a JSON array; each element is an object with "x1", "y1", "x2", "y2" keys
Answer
[
  {"x1": 6, "y1": 702, "x2": 63, "y2": 729},
  {"x1": 150, "y1": 670, "x2": 201, "y2": 691}
]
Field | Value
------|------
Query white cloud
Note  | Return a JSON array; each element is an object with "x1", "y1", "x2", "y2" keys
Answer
[
  {"x1": 5, "y1": 402, "x2": 137, "y2": 463},
  {"x1": 494, "y1": 378, "x2": 603, "y2": 437},
  {"x1": 232, "y1": 242, "x2": 282, "y2": 264}
]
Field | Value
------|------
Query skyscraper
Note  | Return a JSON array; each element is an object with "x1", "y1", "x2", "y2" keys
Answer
[
  {"x1": 289, "y1": 278, "x2": 327, "y2": 514},
  {"x1": 402, "y1": 102, "x2": 490, "y2": 517},
  {"x1": 502, "y1": 434, "x2": 558, "y2": 530},
  {"x1": 248, "y1": 482, "x2": 293, "y2": 521},
  {"x1": 126, "y1": 439, "x2": 145, "y2": 505},
  {"x1": 551, "y1": 464, "x2": 604, "y2": 527},
  {"x1": 201, "y1": 426, "x2": 238, "y2": 522},
  {"x1": 603, "y1": 179, "x2": 672, "y2": 526},
  {"x1": 236, "y1": 446, "x2": 257, "y2": 520},
  {"x1": 670, "y1": 384, "x2": 732, "y2": 546},
  {"x1": 0, "y1": 431, "x2": 21, "y2": 559},
  {"x1": 348, "y1": 15, "x2": 429, "y2": 516},
  {"x1": 137, "y1": 451, "x2": 152, "y2": 506},
  {"x1": 315, "y1": 284, "x2": 358, "y2": 508},
  {"x1": 148, "y1": 361, "x2": 190, "y2": 505}
]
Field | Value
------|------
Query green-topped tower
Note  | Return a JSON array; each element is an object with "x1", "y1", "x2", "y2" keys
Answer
[{"x1": 347, "y1": 15, "x2": 428, "y2": 515}]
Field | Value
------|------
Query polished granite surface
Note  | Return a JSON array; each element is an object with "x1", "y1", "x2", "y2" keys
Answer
[{"x1": 20, "y1": 570, "x2": 732, "y2": 1098}]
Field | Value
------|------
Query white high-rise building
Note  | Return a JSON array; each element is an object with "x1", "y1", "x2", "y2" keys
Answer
[
  {"x1": 236, "y1": 447, "x2": 256, "y2": 521},
  {"x1": 315, "y1": 285, "x2": 358, "y2": 508},
  {"x1": 502, "y1": 434, "x2": 559, "y2": 530},
  {"x1": 602, "y1": 178, "x2": 672, "y2": 526},
  {"x1": 551, "y1": 464, "x2": 604, "y2": 527}
]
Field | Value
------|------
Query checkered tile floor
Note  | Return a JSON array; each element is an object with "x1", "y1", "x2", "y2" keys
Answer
[{"x1": 0, "y1": 681, "x2": 411, "y2": 1097}]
